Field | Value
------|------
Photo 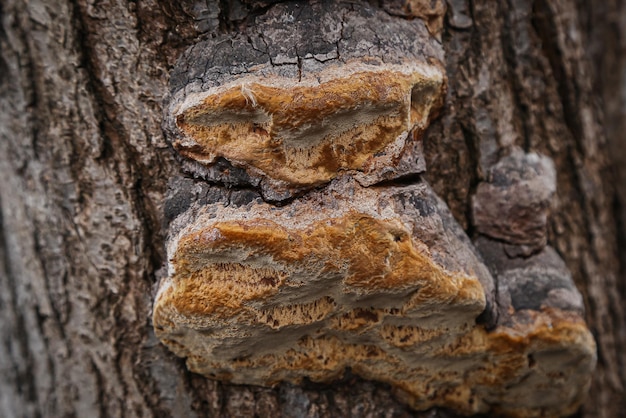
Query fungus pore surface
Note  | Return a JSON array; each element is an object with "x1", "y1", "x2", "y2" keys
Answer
[
  {"x1": 174, "y1": 64, "x2": 444, "y2": 189},
  {"x1": 154, "y1": 180, "x2": 595, "y2": 417}
]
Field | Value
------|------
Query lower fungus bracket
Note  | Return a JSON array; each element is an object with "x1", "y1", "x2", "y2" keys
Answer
[{"x1": 154, "y1": 179, "x2": 595, "y2": 417}]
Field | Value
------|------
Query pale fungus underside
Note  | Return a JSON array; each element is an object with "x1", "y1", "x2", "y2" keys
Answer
[{"x1": 155, "y1": 2, "x2": 596, "y2": 417}]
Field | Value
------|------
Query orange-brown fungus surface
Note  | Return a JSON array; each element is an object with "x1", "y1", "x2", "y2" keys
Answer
[{"x1": 175, "y1": 70, "x2": 442, "y2": 187}]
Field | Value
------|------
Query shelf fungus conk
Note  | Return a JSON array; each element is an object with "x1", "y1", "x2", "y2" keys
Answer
[
  {"x1": 162, "y1": 2, "x2": 446, "y2": 201},
  {"x1": 156, "y1": 2, "x2": 596, "y2": 417},
  {"x1": 172, "y1": 63, "x2": 443, "y2": 195},
  {"x1": 155, "y1": 179, "x2": 595, "y2": 417}
]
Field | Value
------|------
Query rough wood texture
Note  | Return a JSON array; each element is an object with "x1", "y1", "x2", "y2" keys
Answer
[{"x1": 0, "y1": 0, "x2": 624, "y2": 417}]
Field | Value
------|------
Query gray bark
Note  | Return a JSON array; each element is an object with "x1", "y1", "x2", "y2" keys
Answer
[{"x1": 0, "y1": 0, "x2": 624, "y2": 417}]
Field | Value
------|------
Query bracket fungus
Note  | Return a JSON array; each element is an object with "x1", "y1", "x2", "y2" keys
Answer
[
  {"x1": 163, "y1": 1, "x2": 445, "y2": 201},
  {"x1": 156, "y1": 2, "x2": 596, "y2": 417},
  {"x1": 172, "y1": 63, "x2": 443, "y2": 195}
]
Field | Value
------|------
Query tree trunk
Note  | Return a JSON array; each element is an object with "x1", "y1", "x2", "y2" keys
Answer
[{"x1": 0, "y1": 0, "x2": 623, "y2": 417}]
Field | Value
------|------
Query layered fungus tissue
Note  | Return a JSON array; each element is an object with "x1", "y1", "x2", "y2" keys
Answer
[{"x1": 154, "y1": 3, "x2": 596, "y2": 417}]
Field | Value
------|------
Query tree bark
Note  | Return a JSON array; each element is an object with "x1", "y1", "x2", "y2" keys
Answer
[{"x1": 0, "y1": 0, "x2": 623, "y2": 417}]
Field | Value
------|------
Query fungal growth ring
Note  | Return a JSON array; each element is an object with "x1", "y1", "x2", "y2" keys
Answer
[{"x1": 154, "y1": 3, "x2": 595, "y2": 417}]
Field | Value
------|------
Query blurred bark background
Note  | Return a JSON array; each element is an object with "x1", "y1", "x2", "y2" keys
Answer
[{"x1": 0, "y1": 0, "x2": 624, "y2": 417}]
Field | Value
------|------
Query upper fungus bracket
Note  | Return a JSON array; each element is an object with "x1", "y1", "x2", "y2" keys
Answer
[{"x1": 163, "y1": 1, "x2": 446, "y2": 201}]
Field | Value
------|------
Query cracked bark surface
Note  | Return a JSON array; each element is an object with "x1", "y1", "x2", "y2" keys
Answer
[{"x1": 0, "y1": 0, "x2": 624, "y2": 417}]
